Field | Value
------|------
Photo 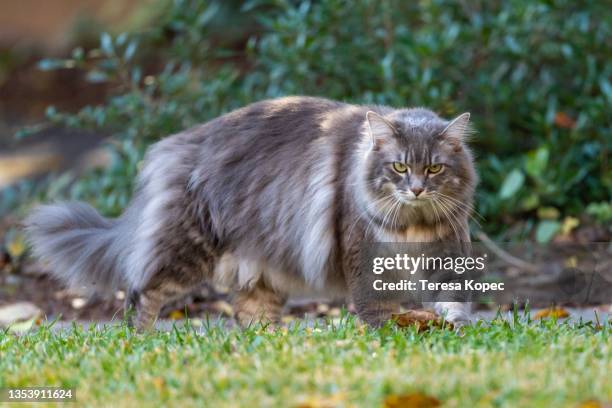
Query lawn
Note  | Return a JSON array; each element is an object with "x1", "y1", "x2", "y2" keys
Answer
[{"x1": 0, "y1": 314, "x2": 610, "y2": 407}]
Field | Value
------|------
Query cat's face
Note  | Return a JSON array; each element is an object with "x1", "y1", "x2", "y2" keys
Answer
[{"x1": 361, "y1": 109, "x2": 476, "y2": 227}]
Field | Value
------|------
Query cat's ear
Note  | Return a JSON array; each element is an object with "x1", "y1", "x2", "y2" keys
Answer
[
  {"x1": 441, "y1": 112, "x2": 471, "y2": 151},
  {"x1": 366, "y1": 111, "x2": 395, "y2": 149}
]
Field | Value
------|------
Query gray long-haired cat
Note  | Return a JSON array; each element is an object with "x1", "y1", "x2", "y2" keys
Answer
[{"x1": 25, "y1": 96, "x2": 477, "y2": 329}]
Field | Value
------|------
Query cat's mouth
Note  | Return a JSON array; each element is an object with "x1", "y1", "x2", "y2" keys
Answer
[{"x1": 395, "y1": 191, "x2": 430, "y2": 205}]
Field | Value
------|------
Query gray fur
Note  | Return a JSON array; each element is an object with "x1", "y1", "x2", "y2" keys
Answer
[
  {"x1": 24, "y1": 202, "x2": 131, "y2": 295},
  {"x1": 24, "y1": 96, "x2": 477, "y2": 328}
]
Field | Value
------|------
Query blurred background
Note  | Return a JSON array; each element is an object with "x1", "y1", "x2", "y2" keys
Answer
[{"x1": 0, "y1": 0, "x2": 609, "y2": 325}]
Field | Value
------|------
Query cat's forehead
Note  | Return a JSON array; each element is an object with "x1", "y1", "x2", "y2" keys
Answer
[
  {"x1": 392, "y1": 108, "x2": 447, "y2": 137},
  {"x1": 390, "y1": 108, "x2": 447, "y2": 139}
]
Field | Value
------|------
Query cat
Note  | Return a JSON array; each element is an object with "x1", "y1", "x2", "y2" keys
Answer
[{"x1": 25, "y1": 96, "x2": 477, "y2": 329}]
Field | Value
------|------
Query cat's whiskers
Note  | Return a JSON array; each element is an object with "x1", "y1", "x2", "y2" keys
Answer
[
  {"x1": 347, "y1": 194, "x2": 395, "y2": 242},
  {"x1": 364, "y1": 195, "x2": 400, "y2": 240},
  {"x1": 435, "y1": 193, "x2": 482, "y2": 222},
  {"x1": 382, "y1": 197, "x2": 403, "y2": 234},
  {"x1": 346, "y1": 194, "x2": 393, "y2": 240},
  {"x1": 430, "y1": 193, "x2": 480, "y2": 230},
  {"x1": 433, "y1": 191, "x2": 484, "y2": 224},
  {"x1": 389, "y1": 197, "x2": 404, "y2": 233},
  {"x1": 432, "y1": 197, "x2": 463, "y2": 241},
  {"x1": 433, "y1": 191, "x2": 474, "y2": 213},
  {"x1": 431, "y1": 199, "x2": 452, "y2": 239},
  {"x1": 429, "y1": 199, "x2": 443, "y2": 238},
  {"x1": 437, "y1": 197, "x2": 466, "y2": 238},
  {"x1": 436, "y1": 196, "x2": 480, "y2": 232},
  {"x1": 441, "y1": 201, "x2": 468, "y2": 241}
]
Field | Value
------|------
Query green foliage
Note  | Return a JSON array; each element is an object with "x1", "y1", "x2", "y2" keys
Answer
[
  {"x1": 587, "y1": 201, "x2": 612, "y2": 224},
  {"x1": 12, "y1": 0, "x2": 612, "y2": 235},
  {"x1": 33, "y1": 1, "x2": 247, "y2": 216}
]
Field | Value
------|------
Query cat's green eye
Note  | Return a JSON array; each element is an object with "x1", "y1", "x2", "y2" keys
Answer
[
  {"x1": 427, "y1": 164, "x2": 443, "y2": 174},
  {"x1": 392, "y1": 162, "x2": 408, "y2": 173}
]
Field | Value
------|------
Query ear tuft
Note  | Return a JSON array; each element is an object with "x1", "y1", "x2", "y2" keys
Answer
[
  {"x1": 442, "y1": 112, "x2": 471, "y2": 140},
  {"x1": 441, "y1": 112, "x2": 472, "y2": 152},
  {"x1": 365, "y1": 111, "x2": 395, "y2": 148}
]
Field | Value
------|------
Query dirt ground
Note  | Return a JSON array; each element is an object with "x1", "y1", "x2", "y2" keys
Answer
[{"x1": 0, "y1": 265, "x2": 352, "y2": 323}]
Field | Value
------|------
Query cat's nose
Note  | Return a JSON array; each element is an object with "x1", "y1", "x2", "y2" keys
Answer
[{"x1": 411, "y1": 187, "x2": 424, "y2": 197}]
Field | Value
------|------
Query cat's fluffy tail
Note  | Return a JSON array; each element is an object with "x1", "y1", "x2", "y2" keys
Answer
[{"x1": 24, "y1": 202, "x2": 129, "y2": 295}]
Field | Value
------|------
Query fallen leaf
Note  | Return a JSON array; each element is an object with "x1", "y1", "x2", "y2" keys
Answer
[
  {"x1": 383, "y1": 392, "x2": 441, "y2": 408},
  {"x1": 561, "y1": 216, "x2": 580, "y2": 235},
  {"x1": 296, "y1": 393, "x2": 345, "y2": 408},
  {"x1": 168, "y1": 310, "x2": 185, "y2": 320},
  {"x1": 554, "y1": 112, "x2": 576, "y2": 129},
  {"x1": 6, "y1": 233, "x2": 26, "y2": 259},
  {"x1": 534, "y1": 307, "x2": 570, "y2": 320},
  {"x1": 0, "y1": 302, "x2": 42, "y2": 328},
  {"x1": 328, "y1": 307, "x2": 342, "y2": 317},
  {"x1": 317, "y1": 303, "x2": 330, "y2": 314},
  {"x1": 576, "y1": 400, "x2": 609, "y2": 408},
  {"x1": 189, "y1": 318, "x2": 203, "y2": 327},
  {"x1": 152, "y1": 377, "x2": 165, "y2": 392},
  {"x1": 564, "y1": 256, "x2": 578, "y2": 268},
  {"x1": 392, "y1": 310, "x2": 453, "y2": 332},
  {"x1": 71, "y1": 298, "x2": 87, "y2": 309},
  {"x1": 8, "y1": 317, "x2": 38, "y2": 334},
  {"x1": 282, "y1": 315, "x2": 295, "y2": 324}
]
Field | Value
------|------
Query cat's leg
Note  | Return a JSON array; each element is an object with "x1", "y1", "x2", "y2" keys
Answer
[
  {"x1": 353, "y1": 298, "x2": 401, "y2": 328},
  {"x1": 129, "y1": 279, "x2": 197, "y2": 331},
  {"x1": 124, "y1": 290, "x2": 139, "y2": 327},
  {"x1": 127, "y1": 244, "x2": 219, "y2": 331},
  {"x1": 232, "y1": 280, "x2": 287, "y2": 327},
  {"x1": 344, "y1": 247, "x2": 400, "y2": 327}
]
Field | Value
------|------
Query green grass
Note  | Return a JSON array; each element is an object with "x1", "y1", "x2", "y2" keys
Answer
[{"x1": 0, "y1": 314, "x2": 610, "y2": 407}]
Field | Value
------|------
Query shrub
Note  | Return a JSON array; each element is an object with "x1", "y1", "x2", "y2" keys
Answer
[{"x1": 10, "y1": 0, "x2": 612, "y2": 238}]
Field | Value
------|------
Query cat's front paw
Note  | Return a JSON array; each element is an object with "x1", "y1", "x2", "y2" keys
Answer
[
  {"x1": 430, "y1": 302, "x2": 472, "y2": 329},
  {"x1": 443, "y1": 311, "x2": 471, "y2": 329}
]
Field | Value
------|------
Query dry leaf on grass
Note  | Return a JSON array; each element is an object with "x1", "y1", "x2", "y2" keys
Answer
[
  {"x1": 0, "y1": 302, "x2": 42, "y2": 328},
  {"x1": 577, "y1": 400, "x2": 612, "y2": 408},
  {"x1": 392, "y1": 310, "x2": 453, "y2": 332},
  {"x1": 168, "y1": 310, "x2": 185, "y2": 320},
  {"x1": 282, "y1": 315, "x2": 296, "y2": 324},
  {"x1": 534, "y1": 307, "x2": 570, "y2": 320},
  {"x1": 295, "y1": 393, "x2": 345, "y2": 408},
  {"x1": 152, "y1": 377, "x2": 165, "y2": 392},
  {"x1": 317, "y1": 303, "x2": 330, "y2": 314},
  {"x1": 71, "y1": 298, "x2": 87, "y2": 309},
  {"x1": 383, "y1": 392, "x2": 441, "y2": 408}
]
